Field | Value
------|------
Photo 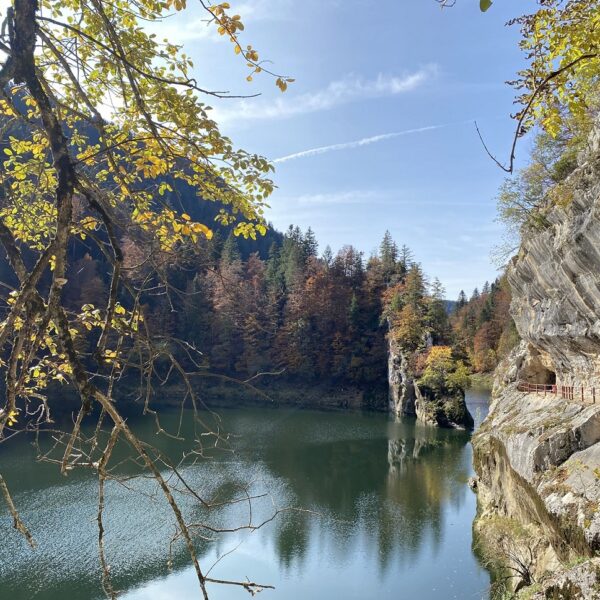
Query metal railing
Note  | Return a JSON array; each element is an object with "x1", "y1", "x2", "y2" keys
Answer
[
  {"x1": 517, "y1": 382, "x2": 556, "y2": 394},
  {"x1": 517, "y1": 381, "x2": 597, "y2": 404}
]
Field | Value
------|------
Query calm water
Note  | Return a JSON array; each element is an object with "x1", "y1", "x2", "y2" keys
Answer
[{"x1": 0, "y1": 388, "x2": 491, "y2": 600}]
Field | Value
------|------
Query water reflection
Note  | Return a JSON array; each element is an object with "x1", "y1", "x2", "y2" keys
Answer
[{"x1": 0, "y1": 393, "x2": 490, "y2": 600}]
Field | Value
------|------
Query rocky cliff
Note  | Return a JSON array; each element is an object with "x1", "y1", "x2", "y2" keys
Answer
[
  {"x1": 388, "y1": 335, "x2": 416, "y2": 415},
  {"x1": 473, "y1": 122, "x2": 600, "y2": 598}
]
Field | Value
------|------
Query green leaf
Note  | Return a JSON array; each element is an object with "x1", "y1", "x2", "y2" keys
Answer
[{"x1": 480, "y1": 0, "x2": 492, "y2": 11}]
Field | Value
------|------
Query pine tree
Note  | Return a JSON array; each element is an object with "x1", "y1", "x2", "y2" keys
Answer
[
  {"x1": 207, "y1": 230, "x2": 224, "y2": 264},
  {"x1": 379, "y1": 231, "x2": 398, "y2": 284},
  {"x1": 280, "y1": 227, "x2": 305, "y2": 289},
  {"x1": 303, "y1": 227, "x2": 319, "y2": 260},
  {"x1": 266, "y1": 242, "x2": 284, "y2": 294},
  {"x1": 430, "y1": 278, "x2": 445, "y2": 301},
  {"x1": 428, "y1": 278, "x2": 451, "y2": 344},
  {"x1": 398, "y1": 244, "x2": 414, "y2": 277},
  {"x1": 322, "y1": 245, "x2": 333, "y2": 267},
  {"x1": 404, "y1": 264, "x2": 427, "y2": 312}
]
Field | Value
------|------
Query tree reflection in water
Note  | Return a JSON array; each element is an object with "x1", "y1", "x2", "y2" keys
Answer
[
  {"x1": 0, "y1": 407, "x2": 484, "y2": 600},
  {"x1": 257, "y1": 412, "x2": 472, "y2": 574}
]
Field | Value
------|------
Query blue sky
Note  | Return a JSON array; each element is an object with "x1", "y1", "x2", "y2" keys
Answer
[{"x1": 155, "y1": 0, "x2": 531, "y2": 298}]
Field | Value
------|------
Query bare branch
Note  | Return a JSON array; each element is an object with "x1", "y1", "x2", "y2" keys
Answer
[{"x1": 0, "y1": 472, "x2": 35, "y2": 548}]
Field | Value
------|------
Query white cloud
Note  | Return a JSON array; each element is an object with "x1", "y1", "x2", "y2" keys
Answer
[
  {"x1": 294, "y1": 190, "x2": 384, "y2": 205},
  {"x1": 145, "y1": 15, "x2": 222, "y2": 43},
  {"x1": 274, "y1": 186, "x2": 495, "y2": 208},
  {"x1": 214, "y1": 65, "x2": 437, "y2": 124},
  {"x1": 233, "y1": 0, "x2": 294, "y2": 21},
  {"x1": 273, "y1": 120, "x2": 462, "y2": 163}
]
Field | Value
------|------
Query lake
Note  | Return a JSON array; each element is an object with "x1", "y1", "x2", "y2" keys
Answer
[{"x1": 0, "y1": 387, "x2": 491, "y2": 600}]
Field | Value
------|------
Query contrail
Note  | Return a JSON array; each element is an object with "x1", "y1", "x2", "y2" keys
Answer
[{"x1": 273, "y1": 121, "x2": 469, "y2": 163}]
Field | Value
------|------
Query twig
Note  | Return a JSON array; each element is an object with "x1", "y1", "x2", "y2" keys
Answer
[{"x1": 476, "y1": 52, "x2": 598, "y2": 173}]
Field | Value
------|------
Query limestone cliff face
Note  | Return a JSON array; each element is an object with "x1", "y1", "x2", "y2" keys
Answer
[
  {"x1": 473, "y1": 122, "x2": 600, "y2": 597},
  {"x1": 508, "y1": 122, "x2": 600, "y2": 390},
  {"x1": 388, "y1": 335, "x2": 415, "y2": 416}
]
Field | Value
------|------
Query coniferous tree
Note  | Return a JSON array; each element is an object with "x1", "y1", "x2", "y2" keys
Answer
[
  {"x1": 428, "y1": 278, "x2": 451, "y2": 344},
  {"x1": 322, "y1": 245, "x2": 334, "y2": 267},
  {"x1": 379, "y1": 231, "x2": 398, "y2": 284},
  {"x1": 398, "y1": 244, "x2": 414, "y2": 279},
  {"x1": 221, "y1": 232, "x2": 242, "y2": 264},
  {"x1": 303, "y1": 227, "x2": 319, "y2": 260},
  {"x1": 281, "y1": 226, "x2": 305, "y2": 289},
  {"x1": 266, "y1": 242, "x2": 284, "y2": 294}
]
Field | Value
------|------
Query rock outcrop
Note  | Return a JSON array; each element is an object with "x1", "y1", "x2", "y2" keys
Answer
[
  {"x1": 528, "y1": 559, "x2": 600, "y2": 600},
  {"x1": 388, "y1": 335, "x2": 473, "y2": 429},
  {"x1": 388, "y1": 335, "x2": 415, "y2": 415},
  {"x1": 414, "y1": 384, "x2": 474, "y2": 429},
  {"x1": 473, "y1": 120, "x2": 600, "y2": 596}
]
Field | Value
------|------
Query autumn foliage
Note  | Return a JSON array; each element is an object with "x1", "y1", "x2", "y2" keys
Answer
[{"x1": 451, "y1": 277, "x2": 519, "y2": 373}]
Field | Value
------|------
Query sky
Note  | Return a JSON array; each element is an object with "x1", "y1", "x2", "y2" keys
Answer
[{"x1": 140, "y1": 1, "x2": 529, "y2": 297}]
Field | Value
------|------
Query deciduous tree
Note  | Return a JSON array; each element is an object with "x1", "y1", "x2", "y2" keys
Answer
[{"x1": 0, "y1": 0, "x2": 291, "y2": 596}]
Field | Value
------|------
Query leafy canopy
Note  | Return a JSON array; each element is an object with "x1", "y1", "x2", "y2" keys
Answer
[
  {"x1": 511, "y1": 0, "x2": 600, "y2": 139},
  {"x1": 0, "y1": 0, "x2": 295, "y2": 413},
  {"x1": 0, "y1": 0, "x2": 292, "y2": 595},
  {"x1": 418, "y1": 346, "x2": 470, "y2": 396}
]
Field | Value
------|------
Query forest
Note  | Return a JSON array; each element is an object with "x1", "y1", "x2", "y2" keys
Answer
[{"x1": 46, "y1": 214, "x2": 516, "y2": 403}]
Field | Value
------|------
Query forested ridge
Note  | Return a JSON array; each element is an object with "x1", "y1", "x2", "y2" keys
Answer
[
  {"x1": 0, "y1": 93, "x2": 520, "y2": 413},
  {"x1": 154, "y1": 226, "x2": 519, "y2": 392},
  {"x1": 452, "y1": 277, "x2": 517, "y2": 375},
  {"x1": 30, "y1": 209, "x2": 516, "y2": 404}
]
